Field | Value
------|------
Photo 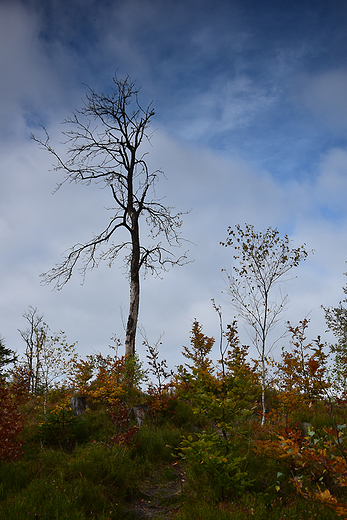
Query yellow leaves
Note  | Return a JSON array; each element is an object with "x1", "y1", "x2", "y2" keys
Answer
[
  {"x1": 70, "y1": 357, "x2": 95, "y2": 394},
  {"x1": 315, "y1": 489, "x2": 333, "y2": 501},
  {"x1": 182, "y1": 321, "x2": 215, "y2": 374},
  {"x1": 51, "y1": 402, "x2": 71, "y2": 416},
  {"x1": 260, "y1": 420, "x2": 347, "y2": 518},
  {"x1": 257, "y1": 435, "x2": 300, "y2": 460},
  {"x1": 87, "y1": 382, "x2": 124, "y2": 402},
  {"x1": 315, "y1": 488, "x2": 347, "y2": 516},
  {"x1": 302, "y1": 486, "x2": 347, "y2": 517},
  {"x1": 308, "y1": 357, "x2": 319, "y2": 375},
  {"x1": 69, "y1": 353, "x2": 139, "y2": 406},
  {"x1": 280, "y1": 438, "x2": 299, "y2": 456},
  {"x1": 333, "y1": 457, "x2": 347, "y2": 479}
]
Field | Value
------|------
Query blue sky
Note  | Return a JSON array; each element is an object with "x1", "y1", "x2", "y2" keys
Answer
[{"x1": 1, "y1": 0, "x2": 347, "y2": 368}]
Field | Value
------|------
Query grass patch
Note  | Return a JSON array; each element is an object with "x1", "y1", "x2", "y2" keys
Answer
[
  {"x1": 174, "y1": 493, "x2": 340, "y2": 520},
  {"x1": 0, "y1": 443, "x2": 141, "y2": 519}
]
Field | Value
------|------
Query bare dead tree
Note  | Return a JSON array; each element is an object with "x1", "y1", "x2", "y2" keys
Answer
[
  {"x1": 32, "y1": 75, "x2": 187, "y2": 356},
  {"x1": 18, "y1": 306, "x2": 45, "y2": 394}
]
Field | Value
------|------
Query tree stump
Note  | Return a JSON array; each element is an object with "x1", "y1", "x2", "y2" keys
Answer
[
  {"x1": 132, "y1": 404, "x2": 150, "y2": 426},
  {"x1": 70, "y1": 396, "x2": 87, "y2": 416}
]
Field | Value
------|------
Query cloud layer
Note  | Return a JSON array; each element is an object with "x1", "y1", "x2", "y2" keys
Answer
[{"x1": 1, "y1": 0, "x2": 347, "y2": 369}]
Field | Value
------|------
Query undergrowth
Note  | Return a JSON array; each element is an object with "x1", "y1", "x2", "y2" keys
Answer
[{"x1": 1, "y1": 320, "x2": 347, "y2": 519}]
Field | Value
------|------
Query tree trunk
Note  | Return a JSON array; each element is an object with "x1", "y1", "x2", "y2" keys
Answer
[
  {"x1": 260, "y1": 357, "x2": 266, "y2": 426},
  {"x1": 125, "y1": 218, "x2": 140, "y2": 357},
  {"x1": 261, "y1": 296, "x2": 268, "y2": 426},
  {"x1": 70, "y1": 396, "x2": 87, "y2": 416},
  {"x1": 125, "y1": 275, "x2": 140, "y2": 357}
]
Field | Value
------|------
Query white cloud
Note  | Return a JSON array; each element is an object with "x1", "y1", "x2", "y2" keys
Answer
[
  {"x1": 316, "y1": 147, "x2": 347, "y2": 202},
  {"x1": 166, "y1": 74, "x2": 278, "y2": 142}
]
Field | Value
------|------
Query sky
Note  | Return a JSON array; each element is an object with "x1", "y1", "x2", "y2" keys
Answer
[{"x1": 1, "y1": 0, "x2": 347, "y2": 372}]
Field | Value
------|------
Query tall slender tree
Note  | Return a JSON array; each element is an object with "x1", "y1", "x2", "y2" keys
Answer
[
  {"x1": 221, "y1": 224, "x2": 309, "y2": 424},
  {"x1": 18, "y1": 306, "x2": 44, "y2": 394},
  {"x1": 32, "y1": 75, "x2": 187, "y2": 356}
]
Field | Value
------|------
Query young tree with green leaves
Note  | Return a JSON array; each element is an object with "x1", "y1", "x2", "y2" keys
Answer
[
  {"x1": 221, "y1": 224, "x2": 309, "y2": 424},
  {"x1": 32, "y1": 75, "x2": 187, "y2": 357},
  {"x1": 177, "y1": 320, "x2": 257, "y2": 500}
]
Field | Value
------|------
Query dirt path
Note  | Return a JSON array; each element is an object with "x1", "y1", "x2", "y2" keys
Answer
[{"x1": 125, "y1": 464, "x2": 185, "y2": 519}]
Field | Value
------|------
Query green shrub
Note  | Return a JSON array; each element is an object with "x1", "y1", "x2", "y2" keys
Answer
[
  {"x1": 179, "y1": 428, "x2": 253, "y2": 501},
  {"x1": 65, "y1": 442, "x2": 142, "y2": 494},
  {"x1": 36, "y1": 408, "x2": 89, "y2": 449},
  {"x1": 165, "y1": 398, "x2": 196, "y2": 431},
  {"x1": 133, "y1": 424, "x2": 181, "y2": 463},
  {"x1": 0, "y1": 442, "x2": 141, "y2": 519},
  {"x1": 0, "y1": 474, "x2": 124, "y2": 519}
]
